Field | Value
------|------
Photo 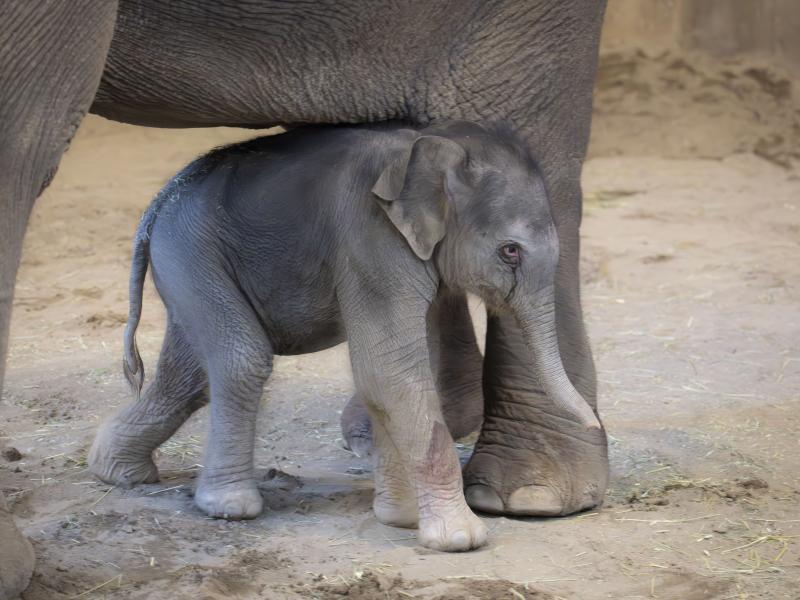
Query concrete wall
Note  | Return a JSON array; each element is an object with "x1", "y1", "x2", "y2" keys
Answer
[{"x1": 601, "y1": 0, "x2": 800, "y2": 73}]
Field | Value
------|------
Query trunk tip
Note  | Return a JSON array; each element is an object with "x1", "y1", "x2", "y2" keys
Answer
[
  {"x1": 576, "y1": 407, "x2": 602, "y2": 431},
  {"x1": 584, "y1": 419, "x2": 602, "y2": 431}
]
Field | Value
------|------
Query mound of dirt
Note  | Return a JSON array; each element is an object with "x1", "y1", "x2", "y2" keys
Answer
[
  {"x1": 622, "y1": 475, "x2": 771, "y2": 509},
  {"x1": 590, "y1": 49, "x2": 800, "y2": 167},
  {"x1": 305, "y1": 571, "x2": 552, "y2": 600}
]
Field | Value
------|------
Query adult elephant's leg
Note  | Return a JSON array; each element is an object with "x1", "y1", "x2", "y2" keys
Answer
[
  {"x1": 428, "y1": 0, "x2": 611, "y2": 517},
  {"x1": 341, "y1": 291, "x2": 484, "y2": 456},
  {"x1": 0, "y1": 0, "x2": 117, "y2": 389},
  {"x1": 0, "y1": 492, "x2": 34, "y2": 600},
  {"x1": 0, "y1": 3, "x2": 117, "y2": 597},
  {"x1": 463, "y1": 222, "x2": 609, "y2": 516}
]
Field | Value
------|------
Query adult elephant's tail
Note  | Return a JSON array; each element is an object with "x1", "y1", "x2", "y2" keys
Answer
[{"x1": 122, "y1": 211, "x2": 155, "y2": 399}]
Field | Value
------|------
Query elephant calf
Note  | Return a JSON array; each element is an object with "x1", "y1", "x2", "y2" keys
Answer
[{"x1": 88, "y1": 121, "x2": 599, "y2": 551}]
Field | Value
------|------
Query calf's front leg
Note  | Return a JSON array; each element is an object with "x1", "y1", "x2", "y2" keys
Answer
[
  {"x1": 346, "y1": 296, "x2": 487, "y2": 552},
  {"x1": 340, "y1": 290, "x2": 484, "y2": 456}
]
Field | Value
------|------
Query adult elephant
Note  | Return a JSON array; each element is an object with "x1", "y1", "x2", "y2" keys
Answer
[{"x1": 1, "y1": 0, "x2": 608, "y2": 596}]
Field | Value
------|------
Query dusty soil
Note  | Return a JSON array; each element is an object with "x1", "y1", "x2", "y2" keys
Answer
[
  {"x1": 590, "y1": 49, "x2": 800, "y2": 168},
  {"x1": 2, "y1": 50, "x2": 799, "y2": 599}
]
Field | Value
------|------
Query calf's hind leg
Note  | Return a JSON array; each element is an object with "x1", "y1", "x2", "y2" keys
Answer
[
  {"x1": 89, "y1": 320, "x2": 208, "y2": 487},
  {"x1": 190, "y1": 291, "x2": 273, "y2": 520}
]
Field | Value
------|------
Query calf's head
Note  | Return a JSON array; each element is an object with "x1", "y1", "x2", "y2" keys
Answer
[{"x1": 372, "y1": 122, "x2": 599, "y2": 430}]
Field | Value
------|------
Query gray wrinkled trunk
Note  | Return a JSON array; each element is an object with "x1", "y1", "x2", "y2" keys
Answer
[{"x1": 513, "y1": 288, "x2": 600, "y2": 430}]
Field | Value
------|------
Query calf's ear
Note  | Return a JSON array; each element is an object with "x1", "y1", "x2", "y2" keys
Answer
[{"x1": 372, "y1": 136, "x2": 467, "y2": 260}]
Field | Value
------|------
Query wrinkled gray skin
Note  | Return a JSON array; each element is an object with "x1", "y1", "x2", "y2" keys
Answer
[
  {"x1": 1, "y1": 0, "x2": 607, "y2": 591},
  {"x1": 88, "y1": 122, "x2": 599, "y2": 551}
]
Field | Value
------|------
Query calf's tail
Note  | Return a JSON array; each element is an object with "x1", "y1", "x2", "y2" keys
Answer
[{"x1": 123, "y1": 213, "x2": 154, "y2": 400}]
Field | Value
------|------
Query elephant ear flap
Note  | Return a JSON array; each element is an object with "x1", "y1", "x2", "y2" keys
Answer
[{"x1": 372, "y1": 136, "x2": 467, "y2": 260}]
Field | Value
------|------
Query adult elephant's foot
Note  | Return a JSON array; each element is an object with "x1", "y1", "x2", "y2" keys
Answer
[
  {"x1": 194, "y1": 479, "x2": 263, "y2": 520},
  {"x1": 417, "y1": 500, "x2": 487, "y2": 552},
  {"x1": 463, "y1": 417, "x2": 608, "y2": 516},
  {"x1": 463, "y1": 313, "x2": 609, "y2": 517},
  {"x1": 88, "y1": 419, "x2": 160, "y2": 488},
  {"x1": 0, "y1": 492, "x2": 35, "y2": 600}
]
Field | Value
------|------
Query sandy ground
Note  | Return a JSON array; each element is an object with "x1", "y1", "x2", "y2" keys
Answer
[{"x1": 2, "y1": 51, "x2": 799, "y2": 599}]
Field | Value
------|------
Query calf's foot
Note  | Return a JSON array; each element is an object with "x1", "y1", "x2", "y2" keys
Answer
[
  {"x1": 194, "y1": 479, "x2": 263, "y2": 520},
  {"x1": 373, "y1": 470, "x2": 418, "y2": 528},
  {"x1": 418, "y1": 500, "x2": 487, "y2": 552},
  {"x1": 341, "y1": 394, "x2": 373, "y2": 457},
  {"x1": 88, "y1": 419, "x2": 160, "y2": 488},
  {"x1": 416, "y1": 422, "x2": 487, "y2": 552},
  {"x1": 373, "y1": 494, "x2": 418, "y2": 528}
]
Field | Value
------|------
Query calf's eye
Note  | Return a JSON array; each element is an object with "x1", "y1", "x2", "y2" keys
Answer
[{"x1": 500, "y1": 243, "x2": 521, "y2": 265}]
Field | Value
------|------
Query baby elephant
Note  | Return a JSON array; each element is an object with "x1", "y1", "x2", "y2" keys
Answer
[{"x1": 89, "y1": 121, "x2": 599, "y2": 552}]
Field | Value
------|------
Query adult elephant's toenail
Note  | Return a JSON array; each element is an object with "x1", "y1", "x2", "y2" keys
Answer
[
  {"x1": 506, "y1": 485, "x2": 563, "y2": 516},
  {"x1": 464, "y1": 484, "x2": 504, "y2": 514}
]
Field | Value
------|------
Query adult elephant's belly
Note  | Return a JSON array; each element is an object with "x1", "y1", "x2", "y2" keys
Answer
[{"x1": 90, "y1": 0, "x2": 421, "y2": 129}]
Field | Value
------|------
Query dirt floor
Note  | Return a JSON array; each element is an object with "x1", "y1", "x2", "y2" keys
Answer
[{"x1": 1, "y1": 50, "x2": 799, "y2": 599}]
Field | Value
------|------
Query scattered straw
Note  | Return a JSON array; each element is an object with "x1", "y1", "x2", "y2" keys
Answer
[
  {"x1": 721, "y1": 535, "x2": 798, "y2": 556},
  {"x1": 444, "y1": 575, "x2": 577, "y2": 584},
  {"x1": 72, "y1": 574, "x2": 122, "y2": 598},
  {"x1": 89, "y1": 486, "x2": 114, "y2": 509},
  {"x1": 616, "y1": 513, "x2": 720, "y2": 525},
  {"x1": 146, "y1": 484, "x2": 183, "y2": 496},
  {"x1": 159, "y1": 436, "x2": 202, "y2": 463},
  {"x1": 753, "y1": 518, "x2": 800, "y2": 523}
]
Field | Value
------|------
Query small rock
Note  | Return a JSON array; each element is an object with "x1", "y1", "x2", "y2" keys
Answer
[
  {"x1": 262, "y1": 468, "x2": 302, "y2": 490},
  {"x1": 737, "y1": 477, "x2": 768, "y2": 490},
  {"x1": 1, "y1": 447, "x2": 22, "y2": 462},
  {"x1": 325, "y1": 582, "x2": 349, "y2": 595},
  {"x1": 712, "y1": 523, "x2": 729, "y2": 534},
  {"x1": 375, "y1": 573, "x2": 398, "y2": 592}
]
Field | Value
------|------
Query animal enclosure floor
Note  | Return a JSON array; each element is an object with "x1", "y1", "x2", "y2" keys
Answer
[{"x1": 2, "y1": 116, "x2": 798, "y2": 599}]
